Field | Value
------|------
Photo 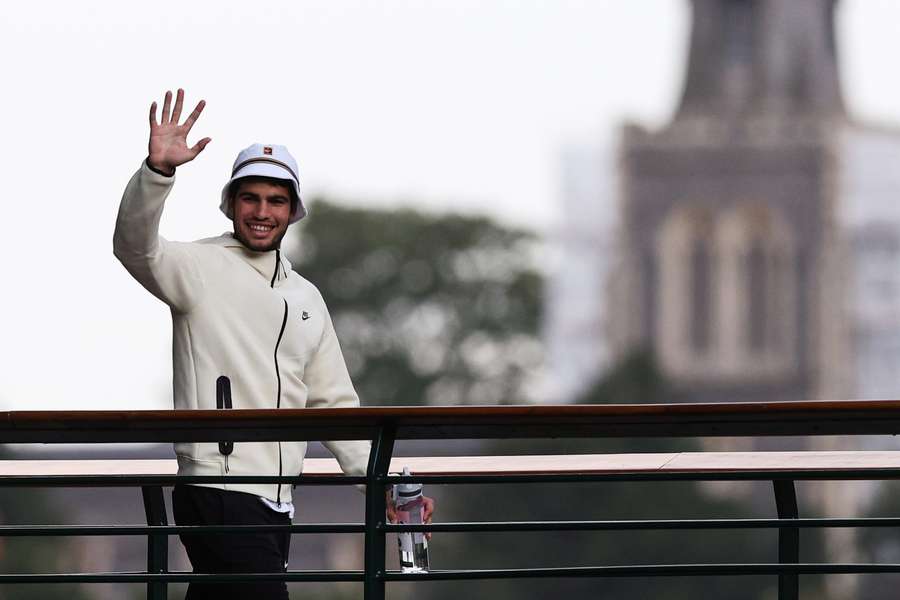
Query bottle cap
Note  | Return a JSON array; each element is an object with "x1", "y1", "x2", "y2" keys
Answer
[{"x1": 396, "y1": 465, "x2": 422, "y2": 498}]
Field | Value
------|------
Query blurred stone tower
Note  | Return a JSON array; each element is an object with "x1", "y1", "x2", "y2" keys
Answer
[
  {"x1": 612, "y1": 0, "x2": 852, "y2": 404},
  {"x1": 609, "y1": 3, "x2": 900, "y2": 598}
]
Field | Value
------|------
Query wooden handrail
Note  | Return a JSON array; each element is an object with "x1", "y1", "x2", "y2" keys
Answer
[{"x1": 3, "y1": 400, "x2": 900, "y2": 443}]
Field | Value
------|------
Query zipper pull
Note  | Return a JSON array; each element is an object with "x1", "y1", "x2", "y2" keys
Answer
[{"x1": 225, "y1": 455, "x2": 229, "y2": 473}]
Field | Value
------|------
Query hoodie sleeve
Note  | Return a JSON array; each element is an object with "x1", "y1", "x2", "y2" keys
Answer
[
  {"x1": 304, "y1": 299, "x2": 372, "y2": 480},
  {"x1": 113, "y1": 161, "x2": 205, "y2": 313}
]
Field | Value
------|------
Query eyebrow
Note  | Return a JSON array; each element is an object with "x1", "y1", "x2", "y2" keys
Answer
[{"x1": 238, "y1": 192, "x2": 289, "y2": 201}]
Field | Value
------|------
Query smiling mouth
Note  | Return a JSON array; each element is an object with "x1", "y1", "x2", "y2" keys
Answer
[{"x1": 247, "y1": 223, "x2": 275, "y2": 235}]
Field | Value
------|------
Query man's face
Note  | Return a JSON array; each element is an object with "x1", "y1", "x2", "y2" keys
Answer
[{"x1": 231, "y1": 180, "x2": 293, "y2": 252}]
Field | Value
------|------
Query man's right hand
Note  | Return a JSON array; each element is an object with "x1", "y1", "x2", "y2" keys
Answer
[{"x1": 147, "y1": 89, "x2": 211, "y2": 176}]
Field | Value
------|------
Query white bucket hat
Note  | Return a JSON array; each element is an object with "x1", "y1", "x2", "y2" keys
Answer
[{"x1": 220, "y1": 143, "x2": 306, "y2": 223}]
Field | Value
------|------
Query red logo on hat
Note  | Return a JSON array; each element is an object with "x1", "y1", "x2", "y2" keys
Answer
[{"x1": 263, "y1": 146, "x2": 273, "y2": 155}]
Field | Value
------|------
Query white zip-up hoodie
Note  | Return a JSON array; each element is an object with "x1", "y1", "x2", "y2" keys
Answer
[{"x1": 114, "y1": 161, "x2": 370, "y2": 503}]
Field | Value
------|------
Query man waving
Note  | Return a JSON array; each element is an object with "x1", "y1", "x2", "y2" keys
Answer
[{"x1": 114, "y1": 89, "x2": 392, "y2": 599}]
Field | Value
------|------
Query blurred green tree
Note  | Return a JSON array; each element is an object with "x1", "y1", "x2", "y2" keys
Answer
[{"x1": 288, "y1": 199, "x2": 542, "y2": 406}]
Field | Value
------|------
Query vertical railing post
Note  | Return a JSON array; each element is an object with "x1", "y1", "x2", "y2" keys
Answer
[
  {"x1": 773, "y1": 479, "x2": 799, "y2": 600},
  {"x1": 142, "y1": 485, "x2": 168, "y2": 600},
  {"x1": 364, "y1": 424, "x2": 396, "y2": 600}
]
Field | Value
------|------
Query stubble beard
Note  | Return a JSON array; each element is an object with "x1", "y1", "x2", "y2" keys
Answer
[{"x1": 233, "y1": 225, "x2": 289, "y2": 253}]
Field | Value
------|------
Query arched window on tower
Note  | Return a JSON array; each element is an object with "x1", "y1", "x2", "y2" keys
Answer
[
  {"x1": 721, "y1": 0, "x2": 756, "y2": 112},
  {"x1": 746, "y1": 238, "x2": 767, "y2": 352},
  {"x1": 718, "y1": 204, "x2": 797, "y2": 379},
  {"x1": 724, "y1": 0, "x2": 755, "y2": 65},
  {"x1": 690, "y1": 236, "x2": 713, "y2": 353},
  {"x1": 656, "y1": 206, "x2": 717, "y2": 378},
  {"x1": 769, "y1": 251, "x2": 788, "y2": 354}
]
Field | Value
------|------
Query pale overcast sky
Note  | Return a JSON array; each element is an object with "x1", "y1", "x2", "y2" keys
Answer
[{"x1": 1, "y1": 1, "x2": 899, "y2": 410}]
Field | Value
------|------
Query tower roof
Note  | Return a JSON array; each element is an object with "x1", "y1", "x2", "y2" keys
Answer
[{"x1": 676, "y1": 0, "x2": 844, "y2": 119}]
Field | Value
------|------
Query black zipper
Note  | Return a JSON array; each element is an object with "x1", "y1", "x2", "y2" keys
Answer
[
  {"x1": 270, "y1": 248, "x2": 282, "y2": 287},
  {"x1": 216, "y1": 376, "x2": 234, "y2": 473},
  {"x1": 272, "y1": 252, "x2": 288, "y2": 505}
]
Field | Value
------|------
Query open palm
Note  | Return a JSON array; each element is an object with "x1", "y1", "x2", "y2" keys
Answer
[{"x1": 148, "y1": 89, "x2": 211, "y2": 174}]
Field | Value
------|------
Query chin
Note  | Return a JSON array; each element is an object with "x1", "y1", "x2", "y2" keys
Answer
[
  {"x1": 248, "y1": 241, "x2": 276, "y2": 251},
  {"x1": 246, "y1": 239, "x2": 278, "y2": 252}
]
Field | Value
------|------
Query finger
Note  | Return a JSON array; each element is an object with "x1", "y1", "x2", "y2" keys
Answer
[
  {"x1": 385, "y1": 491, "x2": 396, "y2": 522},
  {"x1": 161, "y1": 90, "x2": 172, "y2": 124},
  {"x1": 189, "y1": 137, "x2": 212, "y2": 157},
  {"x1": 183, "y1": 100, "x2": 206, "y2": 133},
  {"x1": 149, "y1": 101, "x2": 158, "y2": 128},
  {"x1": 171, "y1": 88, "x2": 185, "y2": 124}
]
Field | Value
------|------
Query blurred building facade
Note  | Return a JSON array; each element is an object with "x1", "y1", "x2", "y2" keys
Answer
[
  {"x1": 843, "y1": 131, "x2": 900, "y2": 400},
  {"x1": 852, "y1": 223, "x2": 900, "y2": 399},
  {"x1": 543, "y1": 145, "x2": 617, "y2": 403}
]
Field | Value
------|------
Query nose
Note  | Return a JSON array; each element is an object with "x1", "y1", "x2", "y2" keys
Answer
[{"x1": 253, "y1": 200, "x2": 272, "y2": 219}]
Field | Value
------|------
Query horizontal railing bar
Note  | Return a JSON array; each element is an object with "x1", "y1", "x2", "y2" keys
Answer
[
  {"x1": 385, "y1": 517, "x2": 900, "y2": 533},
  {"x1": 0, "y1": 571, "x2": 364, "y2": 584},
  {"x1": 0, "y1": 523, "x2": 364, "y2": 536},
  {"x1": 15, "y1": 453, "x2": 900, "y2": 478},
  {"x1": 8, "y1": 516, "x2": 900, "y2": 538},
  {"x1": 382, "y1": 564, "x2": 900, "y2": 580},
  {"x1": 8, "y1": 400, "x2": 900, "y2": 443},
  {"x1": 381, "y1": 470, "x2": 900, "y2": 484},
  {"x1": 8, "y1": 468, "x2": 900, "y2": 489},
  {"x1": 0, "y1": 475, "x2": 365, "y2": 487},
  {"x1": 15, "y1": 563, "x2": 900, "y2": 584}
]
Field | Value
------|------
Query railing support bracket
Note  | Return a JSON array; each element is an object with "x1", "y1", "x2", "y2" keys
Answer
[
  {"x1": 364, "y1": 425, "x2": 396, "y2": 600},
  {"x1": 773, "y1": 479, "x2": 799, "y2": 600},
  {"x1": 141, "y1": 485, "x2": 168, "y2": 600}
]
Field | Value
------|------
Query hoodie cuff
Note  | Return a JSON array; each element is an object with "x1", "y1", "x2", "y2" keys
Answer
[{"x1": 145, "y1": 158, "x2": 175, "y2": 177}]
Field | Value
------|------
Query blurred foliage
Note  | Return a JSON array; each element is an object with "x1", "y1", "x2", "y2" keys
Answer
[
  {"x1": 289, "y1": 199, "x2": 542, "y2": 406},
  {"x1": 579, "y1": 348, "x2": 667, "y2": 404}
]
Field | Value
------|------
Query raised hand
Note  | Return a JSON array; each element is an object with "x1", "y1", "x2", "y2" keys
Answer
[{"x1": 147, "y1": 89, "x2": 211, "y2": 175}]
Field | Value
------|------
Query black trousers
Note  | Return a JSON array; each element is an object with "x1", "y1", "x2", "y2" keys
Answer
[{"x1": 172, "y1": 485, "x2": 292, "y2": 600}]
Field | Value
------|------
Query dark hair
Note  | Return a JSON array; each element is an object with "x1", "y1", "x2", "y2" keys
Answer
[{"x1": 229, "y1": 176, "x2": 298, "y2": 215}]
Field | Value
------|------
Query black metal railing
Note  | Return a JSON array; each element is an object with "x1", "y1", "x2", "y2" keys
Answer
[{"x1": 4, "y1": 401, "x2": 900, "y2": 599}]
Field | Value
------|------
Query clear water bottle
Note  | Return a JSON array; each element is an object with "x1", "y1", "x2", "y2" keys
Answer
[{"x1": 393, "y1": 466, "x2": 430, "y2": 573}]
